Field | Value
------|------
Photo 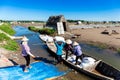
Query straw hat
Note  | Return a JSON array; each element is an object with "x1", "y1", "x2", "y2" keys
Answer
[
  {"x1": 21, "y1": 36, "x2": 29, "y2": 41},
  {"x1": 73, "y1": 41, "x2": 79, "y2": 46},
  {"x1": 66, "y1": 39, "x2": 72, "y2": 44}
]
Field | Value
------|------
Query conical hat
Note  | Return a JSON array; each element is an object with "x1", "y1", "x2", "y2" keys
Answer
[
  {"x1": 66, "y1": 39, "x2": 72, "y2": 44},
  {"x1": 73, "y1": 41, "x2": 79, "y2": 46},
  {"x1": 21, "y1": 36, "x2": 29, "y2": 41}
]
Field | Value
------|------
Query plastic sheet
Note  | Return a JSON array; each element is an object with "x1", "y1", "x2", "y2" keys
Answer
[{"x1": 0, "y1": 62, "x2": 66, "y2": 80}]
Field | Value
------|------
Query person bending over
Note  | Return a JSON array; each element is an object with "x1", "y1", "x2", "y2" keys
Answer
[
  {"x1": 64, "y1": 39, "x2": 73, "y2": 60},
  {"x1": 73, "y1": 41, "x2": 83, "y2": 65}
]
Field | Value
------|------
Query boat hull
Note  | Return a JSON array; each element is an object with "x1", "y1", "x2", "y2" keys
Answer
[{"x1": 39, "y1": 35, "x2": 120, "y2": 80}]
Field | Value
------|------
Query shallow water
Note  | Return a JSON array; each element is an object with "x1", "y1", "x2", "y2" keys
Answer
[
  {"x1": 13, "y1": 26, "x2": 93, "y2": 80},
  {"x1": 13, "y1": 26, "x2": 120, "y2": 80},
  {"x1": 13, "y1": 26, "x2": 52, "y2": 60},
  {"x1": 80, "y1": 43, "x2": 120, "y2": 70}
]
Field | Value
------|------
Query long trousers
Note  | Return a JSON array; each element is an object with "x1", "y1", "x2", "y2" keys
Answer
[
  {"x1": 76, "y1": 54, "x2": 84, "y2": 64},
  {"x1": 56, "y1": 55, "x2": 62, "y2": 63},
  {"x1": 24, "y1": 55, "x2": 30, "y2": 66}
]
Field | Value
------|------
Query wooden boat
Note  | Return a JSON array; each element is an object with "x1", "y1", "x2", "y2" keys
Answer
[
  {"x1": 39, "y1": 34, "x2": 53, "y2": 43},
  {"x1": 39, "y1": 34, "x2": 48, "y2": 42},
  {"x1": 39, "y1": 35, "x2": 120, "y2": 80}
]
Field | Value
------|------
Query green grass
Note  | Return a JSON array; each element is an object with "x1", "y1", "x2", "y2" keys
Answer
[
  {"x1": 0, "y1": 33, "x2": 19, "y2": 51},
  {"x1": 0, "y1": 23, "x2": 18, "y2": 51},
  {"x1": 0, "y1": 23, "x2": 15, "y2": 35},
  {"x1": 3, "y1": 40, "x2": 19, "y2": 51},
  {"x1": 28, "y1": 26, "x2": 40, "y2": 32},
  {"x1": 0, "y1": 33, "x2": 10, "y2": 41},
  {"x1": 38, "y1": 28, "x2": 55, "y2": 35},
  {"x1": 28, "y1": 26, "x2": 56, "y2": 35}
]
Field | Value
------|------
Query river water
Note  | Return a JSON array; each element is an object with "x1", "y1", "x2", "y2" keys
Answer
[
  {"x1": 80, "y1": 43, "x2": 120, "y2": 70},
  {"x1": 13, "y1": 26, "x2": 120, "y2": 80},
  {"x1": 13, "y1": 26, "x2": 54, "y2": 61}
]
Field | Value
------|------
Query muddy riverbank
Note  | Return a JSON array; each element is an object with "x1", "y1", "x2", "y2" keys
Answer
[{"x1": 68, "y1": 27, "x2": 120, "y2": 50}]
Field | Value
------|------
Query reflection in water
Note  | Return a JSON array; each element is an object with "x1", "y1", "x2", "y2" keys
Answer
[
  {"x1": 13, "y1": 26, "x2": 93, "y2": 80},
  {"x1": 80, "y1": 43, "x2": 120, "y2": 70},
  {"x1": 13, "y1": 26, "x2": 52, "y2": 60},
  {"x1": 13, "y1": 26, "x2": 120, "y2": 79}
]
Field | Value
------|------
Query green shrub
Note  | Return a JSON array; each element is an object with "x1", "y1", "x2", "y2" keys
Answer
[
  {"x1": 28, "y1": 26, "x2": 39, "y2": 32},
  {"x1": 38, "y1": 28, "x2": 55, "y2": 35},
  {"x1": 28, "y1": 26, "x2": 55, "y2": 35}
]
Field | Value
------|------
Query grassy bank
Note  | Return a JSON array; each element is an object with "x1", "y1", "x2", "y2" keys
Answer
[
  {"x1": 0, "y1": 23, "x2": 15, "y2": 35},
  {"x1": 28, "y1": 26, "x2": 56, "y2": 35},
  {"x1": 0, "y1": 23, "x2": 19, "y2": 51}
]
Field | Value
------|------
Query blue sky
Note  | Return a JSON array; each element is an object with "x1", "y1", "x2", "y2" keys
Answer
[{"x1": 0, "y1": 0, "x2": 120, "y2": 21}]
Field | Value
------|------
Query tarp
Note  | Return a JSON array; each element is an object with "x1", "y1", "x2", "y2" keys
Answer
[{"x1": 0, "y1": 62, "x2": 66, "y2": 80}]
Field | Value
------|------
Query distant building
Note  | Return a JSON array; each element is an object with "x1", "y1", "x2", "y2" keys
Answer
[
  {"x1": 77, "y1": 21, "x2": 82, "y2": 25},
  {"x1": 0, "y1": 22, "x2": 4, "y2": 25},
  {"x1": 46, "y1": 15, "x2": 70, "y2": 32},
  {"x1": 31, "y1": 22, "x2": 35, "y2": 24},
  {"x1": 10, "y1": 21, "x2": 18, "y2": 24}
]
